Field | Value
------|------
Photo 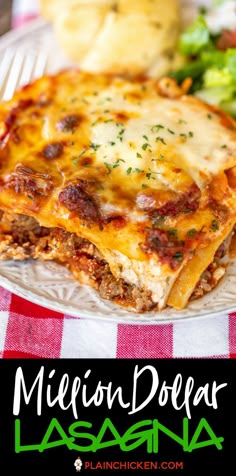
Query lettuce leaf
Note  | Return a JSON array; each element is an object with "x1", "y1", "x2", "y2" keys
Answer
[{"x1": 179, "y1": 16, "x2": 211, "y2": 56}]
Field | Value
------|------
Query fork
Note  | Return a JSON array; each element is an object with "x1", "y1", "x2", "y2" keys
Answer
[{"x1": 0, "y1": 47, "x2": 48, "y2": 102}]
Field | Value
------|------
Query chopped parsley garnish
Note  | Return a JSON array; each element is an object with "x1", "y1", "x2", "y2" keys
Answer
[
  {"x1": 168, "y1": 229, "x2": 178, "y2": 237},
  {"x1": 69, "y1": 97, "x2": 77, "y2": 103},
  {"x1": 72, "y1": 148, "x2": 86, "y2": 165},
  {"x1": 151, "y1": 124, "x2": 164, "y2": 133},
  {"x1": 117, "y1": 128, "x2": 125, "y2": 141},
  {"x1": 133, "y1": 168, "x2": 144, "y2": 173},
  {"x1": 90, "y1": 142, "x2": 101, "y2": 152},
  {"x1": 211, "y1": 220, "x2": 219, "y2": 231},
  {"x1": 104, "y1": 158, "x2": 125, "y2": 174},
  {"x1": 187, "y1": 228, "x2": 197, "y2": 237},
  {"x1": 173, "y1": 251, "x2": 183, "y2": 261},
  {"x1": 104, "y1": 162, "x2": 112, "y2": 174},
  {"x1": 155, "y1": 137, "x2": 166, "y2": 145},
  {"x1": 81, "y1": 97, "x2": 89, "y2": 104},
  {"x1": 114, "y1": 158, "x2": 125, "y2": 167},
  {"x1": 145, "y1": 168, "x2": 161, "y2": 180}
]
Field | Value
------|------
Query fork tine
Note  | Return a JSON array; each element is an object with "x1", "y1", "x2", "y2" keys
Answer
[
  {"x1": 18, "y1": 52, "x2": 37, "y2": 88},
  {"x1": 0, "y1": 48, "x2": 48, "y2": 102},
  {"x1": 33, "y1": 50, "x2": 48, "y2": 80},
  {"x1": 2, "y1": 49, "x2": 25, "y2": 101},
  {"x1": 0, "y1": 48, "x2": 15, "y2": 94}
]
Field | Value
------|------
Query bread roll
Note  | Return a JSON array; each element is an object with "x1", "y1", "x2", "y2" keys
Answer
[{"x1": 40, "y1": 0, "x2": 183, "y2": 77}]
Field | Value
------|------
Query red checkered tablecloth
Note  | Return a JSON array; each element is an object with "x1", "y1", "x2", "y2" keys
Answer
[{"x1": 0, "y1": 0, "x2": 236, "y2": 359}]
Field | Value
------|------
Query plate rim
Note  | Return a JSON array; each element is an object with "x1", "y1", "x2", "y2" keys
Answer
[{"x1": 0, "y1": 259, "x2": 235, "y2": 324}]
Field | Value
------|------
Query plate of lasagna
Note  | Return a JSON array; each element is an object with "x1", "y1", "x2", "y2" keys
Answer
[{"x1": 0, "y1": 1, "x2": 236, "y2": 323}]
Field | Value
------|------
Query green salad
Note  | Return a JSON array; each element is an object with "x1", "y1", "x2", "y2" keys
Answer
[{"x1": 171, "y1": 0, "x2": 236, "y2": 117}]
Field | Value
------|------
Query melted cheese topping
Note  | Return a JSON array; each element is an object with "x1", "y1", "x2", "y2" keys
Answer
[{"x1": 0, "y1": 69, "x2": 236, "y2": 310}]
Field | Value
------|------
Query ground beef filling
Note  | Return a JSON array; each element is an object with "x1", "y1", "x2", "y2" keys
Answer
[
  {"x1": 190, "y1": 241, "x2": 228, "y2": 301},
  {"x1": 0, "y1": 211, "x2": 229, "y2": 311},
  {"x1": 0, "y1": 211, "x2": 154, "y2": 312}
]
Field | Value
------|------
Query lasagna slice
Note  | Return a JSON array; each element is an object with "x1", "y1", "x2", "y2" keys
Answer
[{"x1": 0, "y1": 69, "x2": 236, "y2": 313}]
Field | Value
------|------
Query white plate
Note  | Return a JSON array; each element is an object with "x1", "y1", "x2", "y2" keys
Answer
[{"x1": 0, "y1": 13, "x2": 236, "y2": 324}]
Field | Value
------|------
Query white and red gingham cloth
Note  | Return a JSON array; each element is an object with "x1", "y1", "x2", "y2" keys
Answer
[{"x1": 0, "y1": 0, "x2": 235, "y2": 359}]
